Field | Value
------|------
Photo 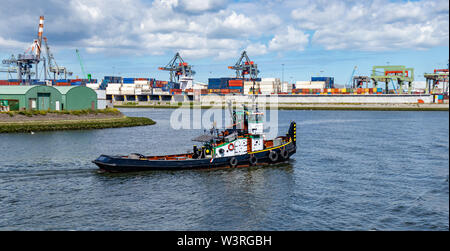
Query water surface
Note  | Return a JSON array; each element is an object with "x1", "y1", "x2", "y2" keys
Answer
[{"x1": 0, "y1": 109, "x2": 448, "y2": 230}]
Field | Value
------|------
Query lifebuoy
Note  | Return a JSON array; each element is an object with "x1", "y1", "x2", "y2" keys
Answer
[
  {"x1": 249, "y1": 155, "x2": 257, "y2": 166},
  {"x1": 269, "y1": 151, "x2": 278, "y2": 162},
  {"x1": 228, "y1": 143, "x2": 235, "y2": 151},
  {"x1": 230, "y1": 157, "x2": 238, "y2": 168},
  {"x1": 280, "y1": 148, "x2": 289, "y2": 159}
]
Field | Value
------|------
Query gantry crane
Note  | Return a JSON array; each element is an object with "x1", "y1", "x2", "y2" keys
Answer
[
  {"x1": 424, "y1": 67, "x2": 449, "y2": 94},
  {"x1": 371, "y1": 65, "x2": 414, "y2": 94},
  {"x1": 228, "y1": 51, "x2": 259, "y2": 80},
  {"x1": 158, "y1": 52, "x2": 195, "y2": 83},
  {"x1": 1, "y1": 16, "x2": 45, "y2": 84}
]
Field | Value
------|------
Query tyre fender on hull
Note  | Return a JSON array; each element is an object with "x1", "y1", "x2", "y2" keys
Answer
[
  {"x1": 269, "y1": 150, "x2": 278, "y2": 162},
  {"x1": 230, "y1": 157, "x2": 238, "y2": 168},
  {"x1": 280, "y1": 148, "x2": 289, "y2": 160},
  {"x1": 249, "y1": 155, "x2": 258, "y2": 166}
]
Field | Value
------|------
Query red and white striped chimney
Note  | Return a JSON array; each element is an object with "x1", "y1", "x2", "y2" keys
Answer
[{"x1": 37, "y1": 16, "x2": 44, "y2": 59}]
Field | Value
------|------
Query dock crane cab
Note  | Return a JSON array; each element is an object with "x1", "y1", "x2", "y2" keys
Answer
[
  {"x1": 228, "y1": 51, "x2": 260, "y2": 94},
  {"x1": 158, "y1": 52, "x2": 195, "y2": 89},
  {"x1": 228, "y1": 51, "x2": 259, "y2": 80}
]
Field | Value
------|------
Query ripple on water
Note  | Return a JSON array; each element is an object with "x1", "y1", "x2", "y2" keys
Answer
[{"x1": 0, "y1": 109, "x2": 448, "y2": 230}]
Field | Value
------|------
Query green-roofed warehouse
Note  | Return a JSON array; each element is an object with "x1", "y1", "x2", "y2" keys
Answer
[
  {"x1": 0, "y1": 85, "x2": 63, "y2": 111},
  {"x1": 0, "y1": 85, "x2": 98, "y2": 111},
  {"x1": 54, "y1": 86, "x2": 97, "y2": 110}
]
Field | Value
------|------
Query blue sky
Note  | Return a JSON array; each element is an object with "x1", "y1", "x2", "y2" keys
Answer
[{"x1": 0, "y1": 0, "x2": 448, "y2": 85}]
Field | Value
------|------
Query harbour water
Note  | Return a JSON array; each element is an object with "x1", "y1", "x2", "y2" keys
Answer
[{"x1": 0, "y1": 109, "x2": 448, "y2": 230}]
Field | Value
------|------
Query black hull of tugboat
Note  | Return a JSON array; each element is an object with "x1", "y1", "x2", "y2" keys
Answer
[{"x1": 93, "y1": 140, "x2": 296, "y2": 173}]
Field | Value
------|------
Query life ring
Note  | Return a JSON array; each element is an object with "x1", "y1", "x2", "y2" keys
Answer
[
  {"x1": 249, "y1": 155, "x2": 257, "y2": 166},
  {"x1": 269, "y1": 151, "x2": 278, "y2": 162},
  {"x1": 230, "y1": 157, "x2": 238, "y2": 168},
  {"x1": 228, "y1": 143, "x2": 235, "y2": 151},
  {"x1": 280, "y1": 148, "x2": 289, "y2": 159}
]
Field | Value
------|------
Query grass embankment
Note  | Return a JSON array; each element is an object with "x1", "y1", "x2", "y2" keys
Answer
[{"x1": 0, "y1": 108, "x2": 156, "y2": 133}]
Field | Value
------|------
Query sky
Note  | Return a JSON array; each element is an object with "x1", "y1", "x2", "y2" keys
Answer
[{"x1": 0, "y1": 0, "x2": 448, "y2": 85}]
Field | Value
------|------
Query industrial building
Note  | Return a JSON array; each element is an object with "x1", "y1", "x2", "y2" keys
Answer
[
  {"x1": 54, "y1": 86, "x2": 97, "y2": 110},
  {"x1": 0, "y1": 85, "x2": 62, "y2": 111},
  {"x1": 0, "y1": 85, "x2": 97, "y2": 111}
]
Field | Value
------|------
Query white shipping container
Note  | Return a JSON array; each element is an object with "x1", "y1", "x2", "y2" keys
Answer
[
  {"x1": 296, "y1": 81, "x2": 326, "y2": 89},
  {"x1": 120, "y1": 89, "x2": 135, "y2": 95},
  {"x1": 87, "y1": 84, "x2": 100, "y2": 90},
  {"x1": 134, "y1": 80, "x2": 149, "y2": 85},
  {"x1": 106, "y1": 90, "x2": 121, "y2": 95},
  {"x1": 107, "y1": 83, "x2": 122, "y2": 88}
]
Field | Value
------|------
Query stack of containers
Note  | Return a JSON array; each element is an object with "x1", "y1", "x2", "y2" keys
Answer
[
  {"x1": 6, "y1": 79, "x2": 21, "y2": 85},
  {"x1": 123, "y1": 78, "x2": 135, "y2": 84},
  {"x1": 377, "y1": 88, "x2": 383, "y2": 94},
  {"x1": 121, "y1": 77, "x2": 135, "y2": 95},
  {"x1": 312, "y1": 77, "x2": 334, "y2": 89},
  {"x1": 161, "y1": 81, "x2": 170, "y2": 93},
  {"x1": 244, "y1": 80, "x2": 260, "y2": 94},
  {"x1": 281, "y1": 82, "x2": 293, "y2": 94},
  {"x1": 70, "y1": 79, "x2": 83, "y2": 86},
  {"x1": 228, "y1": 79, "x2": 243, "y2": 94},
  {"x1": 208, "y1": 78, "x2": 224, "y2": 93},
  {"x1": 437, "y1": 95, "x2": 444, "y2": 104},
  {"x1": 135, "y1": 78, "x2": 151, "y2": 95},
  {"x1": 56, "y1": 79, "x2": 70, "y2": 86},
  {"x1": 106, "y1": 83, "x2": 122, "y2": 95},
  {"x1": 104, "y1": 76, "x2": 123, "y2": 83},
  {"x1": 259, "y1": 78, "x2": 278, "y2": 94},
  {"x1": 134, "y1": 78, "x2": 149, "y2": 95}
]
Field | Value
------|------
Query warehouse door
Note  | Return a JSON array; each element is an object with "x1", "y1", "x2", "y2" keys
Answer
[{"x1": 37, "y1": 93, "x2": 50, "y2": 110}]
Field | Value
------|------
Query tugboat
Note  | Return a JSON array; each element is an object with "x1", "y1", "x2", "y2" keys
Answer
[{"x1": 93, "y1": 102, "x2": 297, "y2": 172}]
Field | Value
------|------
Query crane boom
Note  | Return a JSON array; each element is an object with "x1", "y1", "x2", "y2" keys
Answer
[
  {"x1": 228, "y1": 51, "x2": 259, "y2": 80},
  {"x1": 75, "y1": 49, "x2": 87, "y2": 79}
]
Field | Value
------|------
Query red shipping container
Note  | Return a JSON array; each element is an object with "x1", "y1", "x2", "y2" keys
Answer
[
  {"x1": 228, "y1": 80, "x2": 243, "y2": 86},
  {"x1": 8, "y1": 82, "x2": 20, "y2": 85},
  {"x1": 56, "y1": 82, "x2": 71, "y2": 86}
]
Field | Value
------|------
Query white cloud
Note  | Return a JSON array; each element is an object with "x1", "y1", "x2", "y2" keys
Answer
[
  {"x1": 245, "y1": 43, "x2": 268, "y2": 56},
  {"x1": 268, "y1": 26, "x2": 309, "y2": 52},
  {"x1": 178, "y1": 0, "x2": 228, "y2": 13},
  {"x1": 291, "y1": 0, "x2": 449, "y2": 51},
  {"x1": 0, "y1": 36, "x2": 29, "y2": 50},
  {"x1": 0, "y1": 0, "x2": 447, "y2": 61}
]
